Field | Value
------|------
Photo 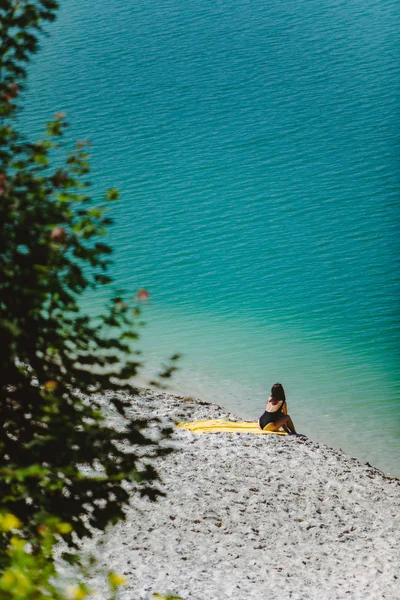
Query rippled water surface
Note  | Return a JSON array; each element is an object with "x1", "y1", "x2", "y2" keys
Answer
[{"x1": 22, "y1": 0, "x2": 399, "y2": 474}]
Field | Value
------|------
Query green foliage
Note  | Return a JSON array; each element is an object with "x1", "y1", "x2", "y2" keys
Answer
[
  {"x1": 0, "y1": 512, "x2": 127, "y2": 599},
  {"x1": 1, "y1": 5, "x2": 178, "y2": 598},
  {"x1": 0, "y1": 512, "x2": 71, "y2": 599}
]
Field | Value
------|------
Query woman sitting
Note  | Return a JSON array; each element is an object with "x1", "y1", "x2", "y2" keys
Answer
[{"x1": 258, "y1": 383, "x2": 297, "y2": 434}]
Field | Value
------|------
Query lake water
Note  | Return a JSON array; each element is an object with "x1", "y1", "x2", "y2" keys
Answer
[{"x1": 21, "y1": 0, "x2": 399, "y2": 475}]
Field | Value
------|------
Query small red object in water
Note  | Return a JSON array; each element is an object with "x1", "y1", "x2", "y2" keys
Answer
[
  {"x1": 54, "y1": 111, "x2": 67, "y2": 120},
  {"x1": 136, "y1": 288, "x2": 150, "y2": 302},
  {"x1": 4, "y1": 83, "x2": 18, "y2": 101},
  {"x1": 50, "y1": 227, "x2": 67, "y2": 243}
]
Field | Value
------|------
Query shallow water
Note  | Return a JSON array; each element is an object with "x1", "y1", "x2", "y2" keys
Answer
[{"x1": 21, "y1": 0, "x2": 399, "y2": 475}]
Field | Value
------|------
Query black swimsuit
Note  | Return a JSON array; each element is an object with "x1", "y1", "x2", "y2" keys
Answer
[{"x1": 258, "y1": 400, "x2": 285, "y2": 430}]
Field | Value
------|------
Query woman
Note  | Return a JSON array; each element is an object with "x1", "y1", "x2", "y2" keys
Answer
[{"x1": 258, "y1": 383, "x2": 297, "y2": 434}]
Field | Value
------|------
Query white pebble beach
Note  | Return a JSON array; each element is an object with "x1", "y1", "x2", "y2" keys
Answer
[{"x1": 76, "y1": 389, "x2": 399, "y2": 600}]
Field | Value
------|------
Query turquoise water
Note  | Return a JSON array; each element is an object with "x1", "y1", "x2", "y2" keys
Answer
[{"x1": 21, "y1": 0, "x2": 399, "y2": 475}]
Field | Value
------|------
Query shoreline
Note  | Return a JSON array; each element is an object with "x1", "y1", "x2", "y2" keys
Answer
[
  {"x1": 78, "y1": 388, "x2": 399, "y2": 600},
  {"x1": 134, "y1": 367, "x2": 400, "y2": 479}
]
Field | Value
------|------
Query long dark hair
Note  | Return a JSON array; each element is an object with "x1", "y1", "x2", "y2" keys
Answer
[{"x1": 271, "y1": 382, "x2": 286, "y2": 402}]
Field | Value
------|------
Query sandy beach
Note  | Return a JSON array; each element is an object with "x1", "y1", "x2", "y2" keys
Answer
[{"x1": 78, "y1": 389, "x2": 399, "y2": 600}]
